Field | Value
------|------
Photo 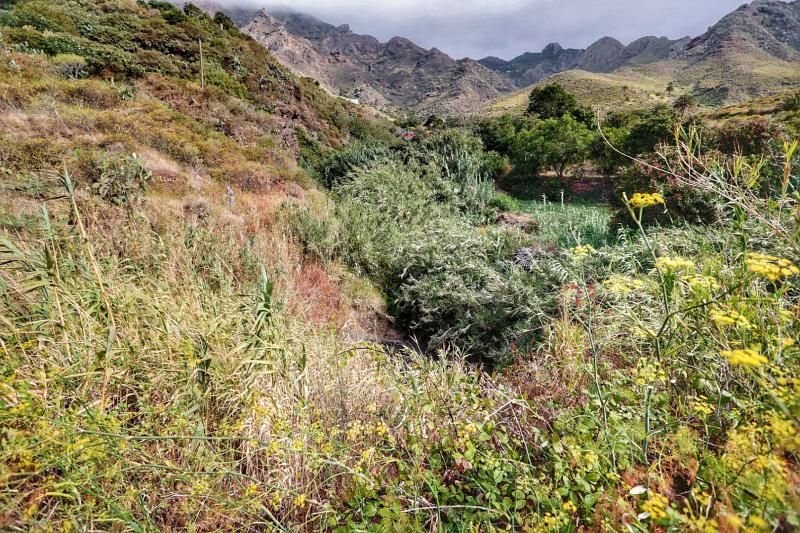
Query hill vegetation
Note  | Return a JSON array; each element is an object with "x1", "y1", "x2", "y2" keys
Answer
[{"x1": 2, "y1": 1, "x2": 800, "y2": 532}]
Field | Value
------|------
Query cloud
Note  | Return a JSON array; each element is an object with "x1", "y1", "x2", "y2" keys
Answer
[{"x1": 214, "y1": 0, "x2": 755, "y2": 59}]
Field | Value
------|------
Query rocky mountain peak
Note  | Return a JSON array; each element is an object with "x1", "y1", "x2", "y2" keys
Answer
[
  {"x1": 542, "y1": 43, "x2": 564, "y2": 56},
  {"x1": 239, "y1": 9, "x2": 514, "y2": 114},
  {"x1": 237, "y1": 0, "x2": 800, "y2": 113}
]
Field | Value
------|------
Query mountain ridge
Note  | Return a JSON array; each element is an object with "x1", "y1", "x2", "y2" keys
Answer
[{"x1": 189, "y1": 0, "x2": 800, "y2": 113}]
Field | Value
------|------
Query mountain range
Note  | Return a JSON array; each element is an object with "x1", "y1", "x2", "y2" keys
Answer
[{"x1": 185, "y1": 0, "x2": 800, "y2": 114}]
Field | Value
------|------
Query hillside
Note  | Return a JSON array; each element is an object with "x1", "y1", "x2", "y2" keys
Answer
[
  {"x1": 487, "y1": 0, "x2": 800, "y2": 113},
  {"x1": 240, "y1": 8, "x2": 516, "y2": 114},
  {"x1": 0, "y1": 0, "x2": 395, "y2": 351},
  {"x1": 488, "y1": 66, "x2": 686, "y2": 115}
]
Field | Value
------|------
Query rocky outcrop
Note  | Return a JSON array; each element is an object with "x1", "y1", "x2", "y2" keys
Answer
[
  {"x1": 479, "y1": 35, "x2": 690, "y2": 87},
  {"x1": 239, "y1": 8, "x2": 515, "y2": 114},
  {"x1": 683, "y1": 0, "x2": 800, "y2": 61}
]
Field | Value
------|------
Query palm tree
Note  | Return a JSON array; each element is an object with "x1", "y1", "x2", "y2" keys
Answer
[{"x1": 673, "y1": 94, "x2": 696, "y2": 117}]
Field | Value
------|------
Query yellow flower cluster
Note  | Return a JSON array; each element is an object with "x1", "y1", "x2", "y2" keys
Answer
[
  {"x1": 604, "y1": 275, "x2": 647, "y2": 295},
  {"x1": 640, "y1": 492, "x2": 669, "y2": 520},
  {"x1": 721, "y1": 348, "x2": 768, "y2": 367},
  {"x1": 628, "y1": 192, "x2": 665, "y2": 209},
  {"x1": 635, "y1": 360, "x2": 668, "y2": 385},
  {"x1": 690, "y1": 396, "x2": 714, "y2": 416},
  {"x1": 768, "y1": 415, "x2": 798, "y2": 446},
  {"x1": 243, "y1": 483, "x2": 259, "y2": 498},
  {"x1": 542, "y1": 510, "x2": 569, "y2": 529},
  {"x1": 656, "y1": 257, "x2": 695, "y2": 273},
  {"x1": 684, "y1": 515, "x2": 718, "y2": 533},
  {"x1": 746, "y1": 252, "x2": 800, "y2": 281},
  {"x1": 683, "y1": 274, "x2": 720, "y2": 291},
  {"x1": 293, "y1": 493, "x2": 307, "y2": 508},
  {"x1": 375, "y1": 421, "x2": 389, "y2": 438},
  {"x1": 570, "y1": 245, "x2": 597, "y2": 259},
  {"x1": 709, "y1": 308, "x2": 752, "y2": 329},
  {"x1": 346, "y1": 420, "x2": 366, "y2": 442}
]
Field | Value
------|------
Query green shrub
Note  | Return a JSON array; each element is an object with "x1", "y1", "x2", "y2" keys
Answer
[
  {"x1": 322, "y1": 162, "x2": 552, "y2": 362},
  {"x1": 89, "y1": 152, "x2": 152, "y2": 206},
  {"x1": 610, "y1": 155, "x2": 719, "y2": 227},
  {"x1": 205, "y1": 68, "x2": 249, "y2": 99},
  {"x1": 320, "y1": 140, "x2": 393, "y2": 188},
  {"x1": 489, "y1": 191, "x2": 519, "y2": 212},
  {"x1": 783, "y1": 91, "x2": 800, "y2": 112},
  {"x1": 51, "y1": 53, "x2": 86, "y2": 79}
]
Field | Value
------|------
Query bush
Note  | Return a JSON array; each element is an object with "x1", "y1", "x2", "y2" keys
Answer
[
  {"x1": 89, "y1": 153, "x2": 152, "y2": 206},
  {"x1": 782, "y1": 91, "x2": 800, "y2": 112},
  {"x1": 489, "y1": 191, "x2": 519, "y2": 212},
  {"x1": 205, "y1": 69, "x2": 249, "y2": 99},
  {"x1": 623, "y1": 105, "x2": 678, "y2": 156},
  {"x1": 51, "y1": 53, "x2": 87, "y2": 79},
  {"x1": 713, "y1": 117, "x2": 782, "y2": 156},
  {"x1": 320, "y1": 140, "x2": 393, "y2": 188},
  {"x1": 611, "y1": 152, "x2": 720, "y2": 227},
  {"x1": 321, "y1": 161, "x2": 552, "y2": 363},
  {"x1": 591, "y1": 126, "x2": 630, "y2": 176}
]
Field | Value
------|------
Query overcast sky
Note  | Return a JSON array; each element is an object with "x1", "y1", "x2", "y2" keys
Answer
[{"x1": 225, "y1": 0, "x2": 753, "y2": 60}]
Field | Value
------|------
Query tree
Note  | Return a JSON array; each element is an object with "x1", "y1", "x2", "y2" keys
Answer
[
  {"x1": 527, "y1": 83, "x2": 579, "y2": 120},
  {"x1": 513, "y1": 114, "x2": 593, "y2": 178},
  {"x1": 673, "y1": 94, "x2": 696, "y2": 117},
  {"x1": 666, "y1": 81, "x2": 675, "y2": 96},
  {"x1": 624, "y1": 106, "x2": 678, "y2": 156},
  {"x1": 591, "y1": 126, "x2": 631, "y2": 176}
]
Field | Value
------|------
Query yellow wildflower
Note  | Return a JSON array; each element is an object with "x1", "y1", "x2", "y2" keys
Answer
[
  {"x1": 683, "y1": 274, "x2": 720, "y2": 291},
  {"x1": 604, "y1": 275, "x2": 647, "y2": 295},
  {"x1": 640, "y1": 492, "x2": 669, "y2": 520},
  {"x1": 562, "y1": 500, "x2": 577, "y2": 513},
  {"x1": 746, "y1": 252, "x2": 800, "y2": 281},
  {"x1": 570, "y1": 244, "x2": 597, "y2": 259},
  {"x1": 293, "y1": 493, "x2": 307, "y2": 508},
  {"x1": 635, "y1": 359, "x2": 667, "y2": 385},
  {"x1": 346, "y1": 421, "x2": 365, "y2": 442},
  {"x1": 748, "y1": 515, "x2": 770, "y2": 531},
  {"x1": 709, "y1": 308, "x2": 752, "y2": 329},
  {"x1": 243, "y1": 483, "x2": 259, "y2": 498},
  {"x1": 656, "y1": 256, "x2": 695, "y2": 273},
  {"x1": 375, "y1": 421, "x2": 389, "y2": 438},
  {"x1": 690, "y1": 396, "x2": 714, "y2": 416},
  {"x1": 768, "y1": 415, "x2": 798, "y2": 443},
  {"x1": 628, "y1": 192, "x2": 665, "y2": 209},
  {"x1": 721, "y1": 513, "x2": 744, "y2": 530},
  {"x1": 720, "y1": 348, "x2": 768, "y2": 367}
]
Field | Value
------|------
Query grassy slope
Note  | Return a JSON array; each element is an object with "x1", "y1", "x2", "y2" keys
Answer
[
  {"x1": 488, "y1": 66, "x2": 683, "y2": 116},
  {"x1": 487, "y1": 50, "x2": 800, "y2": 116}
]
